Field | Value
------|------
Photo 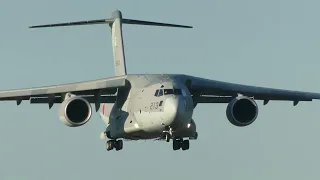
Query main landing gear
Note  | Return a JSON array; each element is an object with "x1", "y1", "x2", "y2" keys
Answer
[
  {"x1": 162, "y1": 127, "x2": 192, "y2": 151},
  {"x1": 106, "y1": 139, "x2": 123, "y2": 151},
  {"x1": 173, "y1": 139, "x2": 189, "y2": 151}
]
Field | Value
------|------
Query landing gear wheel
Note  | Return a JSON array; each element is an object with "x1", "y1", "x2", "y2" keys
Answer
[
  {"x1": 181, "y1": 140, "x2": 190, "y2": 151},
  {"x1": 106, "y1": 140, "x2": 114, "y2": 151},
  {"x1": 173, "y1": 139, "x2": 181, "y2": 150},
  {"x1": 115, "y1": 140, "x2": 123, "y2": 151},
  {"x1": 106, "y1": 140, "x2": 123, "y2": 151}
]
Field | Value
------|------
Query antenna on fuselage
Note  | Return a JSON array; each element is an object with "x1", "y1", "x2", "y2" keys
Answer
[{"x1": 29, "y1": 10, "x2": 192, "y2": 77}]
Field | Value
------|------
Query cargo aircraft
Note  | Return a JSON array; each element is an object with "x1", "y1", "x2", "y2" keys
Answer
[{"x1": 1, "y1": 10, "x2": 320, "y2": 151}]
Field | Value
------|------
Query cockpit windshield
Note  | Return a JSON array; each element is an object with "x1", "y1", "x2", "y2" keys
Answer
[
  {"x1": 154, "y1": 88, "x2": 182, "y2": 97},
  {"x1": 158, "y1": 89, "x2": 164, "y2": 96},
  {"x1": 164, "y1": 89, "x2": 173, "y2": 95}
]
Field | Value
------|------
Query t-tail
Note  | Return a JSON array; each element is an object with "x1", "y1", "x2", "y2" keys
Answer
[{"x1": 29, "y1": 10, "x2": 192, "y2": 76}]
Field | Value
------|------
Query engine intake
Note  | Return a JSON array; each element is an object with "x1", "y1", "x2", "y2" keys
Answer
[
  {"x1": 59, "y1": 96, "x2": 92, "y2": 127},
  {"x1": 226, "y1": 96, "x2": 258, "y2": 127}
]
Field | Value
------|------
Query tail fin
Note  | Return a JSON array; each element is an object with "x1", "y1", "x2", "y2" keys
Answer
[{"x1": 29, "y1": 10, "x2": 192, "y2": 76}]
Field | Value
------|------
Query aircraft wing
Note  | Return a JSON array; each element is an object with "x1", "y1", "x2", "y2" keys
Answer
[
  {"x1": 0, "y1": 76, "x2": 128, "y2": 106},
  {"x1": 182, "y1": 75, "x2": 320, "y2": 105}
]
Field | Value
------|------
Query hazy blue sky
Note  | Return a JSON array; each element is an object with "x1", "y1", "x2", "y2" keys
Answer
[{"x1": 1, "y1": 0, "x2": 320, "y2": 179}]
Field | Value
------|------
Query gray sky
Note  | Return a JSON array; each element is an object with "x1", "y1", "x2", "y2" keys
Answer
[{"x1": 0, "y1": 0, "x2": 320, "y2": 179}]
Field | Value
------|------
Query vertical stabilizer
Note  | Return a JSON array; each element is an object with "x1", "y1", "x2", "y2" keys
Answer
[
  {"x1": 29, "y1": 10, "x2": 192, "y2": 77},
  {"x1": 110, "y1": 11, "x2": 127, "y2": 76}
]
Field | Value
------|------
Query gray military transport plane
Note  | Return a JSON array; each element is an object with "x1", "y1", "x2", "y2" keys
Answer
[{"x1": 1, "y1": 10, "x2": 320, "y2": 151}]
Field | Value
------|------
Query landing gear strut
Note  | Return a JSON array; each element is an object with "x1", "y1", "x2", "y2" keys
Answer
[
  {"x1": 163, "y1": 127, "x2": 174, "y2": 142},
  {"x1": 165, "y1": 133, "x2": 171, "y2": 142},
  {"x1": 173, "y1": 138, "x2": 190, "y2": 151},
  {"x1": 106, "y1": 139, "x2": 123, "y2": 151}
]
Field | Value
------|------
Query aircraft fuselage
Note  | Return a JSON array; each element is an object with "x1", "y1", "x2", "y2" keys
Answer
[{"x1": 100, "y1": 74, "x2": 197, "y2": 141}]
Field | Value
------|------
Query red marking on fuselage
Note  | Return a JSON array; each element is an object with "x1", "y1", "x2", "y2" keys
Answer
[{"x1": 102, "y1": 104, "x2": 105, "y2": 115}]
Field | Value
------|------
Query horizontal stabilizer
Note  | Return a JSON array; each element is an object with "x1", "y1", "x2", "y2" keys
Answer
[
  {"x1": 30, "y1": 18, "x2": 192, "y2": 29},
  {"x1": 29, "y1": 10, "x2": 192, "y2": 29},
  {"x1": 29, "y1": 19, "x2": 114, "y2": 28},
  {"x1": 122, "y1": 18, "x2": 192, "y2": 28}
]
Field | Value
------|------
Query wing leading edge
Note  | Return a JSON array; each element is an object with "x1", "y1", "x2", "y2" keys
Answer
[
  {"x1": 181, "y1": 75, "x2": 320, "y2": 105},
  {"x1": 0, "y1": 75, "x2": 128, "y2": 106}
]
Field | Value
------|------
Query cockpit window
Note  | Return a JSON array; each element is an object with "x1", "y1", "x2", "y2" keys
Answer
[
  {"x1": 158, "y1": 89, "x2": 163, "y2": 96},
  {"x1": 154, "y1": 90, "x2": 159, "y2": 96},
  {"x1": 163, "y1": 89, "x2": 182, "y2": 95},
  {"x1": 164, "y1": 89, "x2": 174, "y2": 95},
  {"x1": 156, "y1": 89, "x2": 182, "y2": 96}
]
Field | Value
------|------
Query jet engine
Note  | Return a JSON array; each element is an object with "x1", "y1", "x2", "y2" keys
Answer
[
  {"x1": 59, "y1": 96, "x2": 92, "y2": 127},
  {"x1": 226, "y1": 96, "x2": 258, "y2": 127}
]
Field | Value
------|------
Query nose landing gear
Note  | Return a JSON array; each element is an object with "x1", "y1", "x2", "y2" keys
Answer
[
  {"x1": 162, "y1": 127, "x2": 193, "y2": 151},
  {"x1": 162, "y1": 127, "x2": 174, "y2": 142},
  {"x1": 173, "y1": 138, "x2": 190, "y2": 151}
]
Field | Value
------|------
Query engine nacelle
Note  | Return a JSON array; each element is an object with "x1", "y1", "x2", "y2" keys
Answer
[
  {"x1": 59, "y1": 96, "x2": 92, "y2": 127},
  {"x1": 226, "y1": 96, "x2": 258, "y2": 127}
]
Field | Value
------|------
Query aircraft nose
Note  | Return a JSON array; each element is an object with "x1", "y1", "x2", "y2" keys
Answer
[{"x1": 163, "y1": 96, "x2": 179, "y2": 125}]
